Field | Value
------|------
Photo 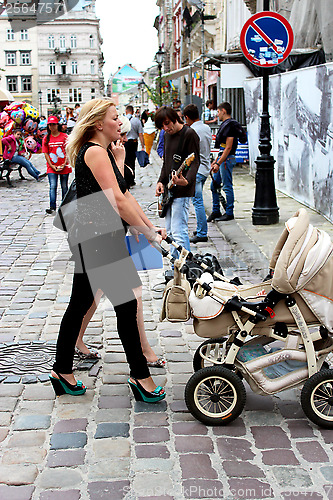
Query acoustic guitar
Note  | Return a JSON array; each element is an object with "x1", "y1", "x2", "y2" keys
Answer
[{"x1": 158, "y1": 153, "x2": 195, "y2": 218}]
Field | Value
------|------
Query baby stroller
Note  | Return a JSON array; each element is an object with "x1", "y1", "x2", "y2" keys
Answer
[{"x1": 159, "y1": 209, "x2": 333, "y2": 428}]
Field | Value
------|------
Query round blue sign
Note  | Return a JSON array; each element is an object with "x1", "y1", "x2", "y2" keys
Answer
[{"x1": 240, "y1": 12, "x2": 294, "y2": 67}]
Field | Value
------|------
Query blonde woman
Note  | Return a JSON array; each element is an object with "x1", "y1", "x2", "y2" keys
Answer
[
  {"x1": 75, "y1": 115, "x2": 166, "y2": 368},
  {"x1": 49, "y1": 99, "x2": 166, "y2": 403}
]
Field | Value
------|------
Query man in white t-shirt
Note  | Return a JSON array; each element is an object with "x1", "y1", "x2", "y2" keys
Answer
[{"x1": 184, "y1": 104, "x2": 212, "y2": 243}]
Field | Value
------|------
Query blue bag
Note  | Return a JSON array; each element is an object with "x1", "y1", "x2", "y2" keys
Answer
[{"x1": 136, "y1": 150, "x2": 150, "y2": 168}]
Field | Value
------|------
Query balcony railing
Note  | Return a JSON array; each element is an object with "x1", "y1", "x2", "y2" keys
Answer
[
  {"x1": 54, "y1": 48, "x2": 71, "y2": 56},
  {"x1": 57, "y1": 74, "x2": 72, "y2": 83}
]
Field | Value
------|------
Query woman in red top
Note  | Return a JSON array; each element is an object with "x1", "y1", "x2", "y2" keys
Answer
[{"x1": 42, "y1": 115, "x2": 72, "y2": 214}]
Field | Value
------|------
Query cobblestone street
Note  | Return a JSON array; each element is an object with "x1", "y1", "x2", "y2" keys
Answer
[{"x1": 0, "y1": 151, "x2": 332, "y2": 500}]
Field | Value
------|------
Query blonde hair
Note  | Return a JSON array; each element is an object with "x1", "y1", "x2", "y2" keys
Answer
[{"x1": 66, "y1": 98, "x2": 115, "y2": 167}]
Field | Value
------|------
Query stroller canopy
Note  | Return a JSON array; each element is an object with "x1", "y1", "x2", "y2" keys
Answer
[{"x1": 270, "y1": 209, "x2": 333, "y2": 332}]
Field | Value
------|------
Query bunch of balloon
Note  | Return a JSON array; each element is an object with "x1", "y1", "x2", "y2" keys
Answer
[{"x1": 0, "y1": 102, "x2": 46, "y2": 155}]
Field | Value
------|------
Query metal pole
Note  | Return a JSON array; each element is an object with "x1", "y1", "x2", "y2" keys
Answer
[
  {"x1": 158, "y1": 63, "x2": 162, "y2": 106},
  {"x1": 201, "y1": 5, "x2": 205, "y2": 117},
  {"x1": 188, "y1": 37, "x2": 193, "y2": 104},
  {"x1": 252, "y1": 0, "x2": 279, "y2": 225}
]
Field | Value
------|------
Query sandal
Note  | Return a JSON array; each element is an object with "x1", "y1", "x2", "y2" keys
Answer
[
  {"x1": 75, "y1": 347, "x2": 101, "y2": 360},
  {"x1": 128, "y1": 378, "x2": 166, "y2": 403},
  {"x1": 146, "y1": 357, "x2": 166, "y2": 368}
]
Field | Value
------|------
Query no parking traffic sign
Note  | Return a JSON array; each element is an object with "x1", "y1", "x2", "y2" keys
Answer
[{"x1": 240, "y1": 12, "x2": 293, "y2": 67}]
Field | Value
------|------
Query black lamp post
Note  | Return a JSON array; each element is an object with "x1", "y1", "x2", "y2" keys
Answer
[
  {"x1": 38, "y1": 90, "x2": 42, "y2": 115},
  {"x1": 52, "y1": 96, "x2": 62, "y2": 116},
  {"x1": 252, "y1": 0, "x2": 279, "y2": 225},
  {"x1": 155, "y1": 46, "x2": 164, "y2": 107}
]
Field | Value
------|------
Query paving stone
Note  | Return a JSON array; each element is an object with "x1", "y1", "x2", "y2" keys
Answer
[
  {"x1": 21, "y1": 375, "x2": 38, "y2": 384},
  {"x1": 88, "y1": 480, "x2": 130, "y2": 500},
  {"x1": 296, "y1": 441, "x2": 329, "y2": 462},
  {"x1": 166, "y1": 352, "x2": 192, "y2": 362},
  {"x1": 46, "y1": 449, "x2": 86, "y2": 468},
  {"x1": 0, "y1": 428, "x2": 8, "y2": 442},
  {"x1": 0, "y1": 485, "x2": 35, "y2": 500},
  {"x1": 94, "y1": 423, "x2": 130, "y2": 439},
  {"x1": 173, "y1": 422, "x2": 208, "y2": 435},
  {"x1": 168, "y1": 362, "x2": 192, "y2": 374},
  {"x1": 272, "y1": 467, "x2": 313, "y2": 488},
  {"x1": 0, "y1": 397, "x2": 18, "y2": 412},
  {"x1": 319, "y1": 429, "x2": 333, "y2": 444},
  {"x1": 180, "y1": 454, "x2": 218, "y2": 479},
  {"x1": 13, "y1": 415, "x2": 51, "y2": 430},
  {"x1": 50, "y1": 432, "x2": 87, "y2": 450},
  {"x1": 134, "y1": 400, "x2": 167, "y2": 413},
  {"x1": 175, "y1": 436, "x2": 214, "y2": 453},
  {"x1": 324, "y1": 485, "x2": 333, "y2": 500},
  {"x1": 277, "y1": 401, "x2": 305, "y2": 419},
  {"x1": 251, "y1": 426, "x2": 292, "y2": 449},
  {"x1": 2, "y1": 447, "x2": 46, "y2": 465},
  {"x1": 20, "y1": 400, "x2": 55, "y2": 415},
  {"x1": 38, "y1": 468, "x2": 83, "y2": 489},
  {"x1": 8, "y1": 431, "x2": 46, "y2": 447},
  {"x1": 99, "y1": 385, "x2": 130, "y2": 397},
  {"x1": 287, "y1": 419, "x2": 315, "y2": 438},
  {"x1": 132, "y1": 473, "x2": 173, "y2": 497},
  {"x1": 22, "y1": 385, "x2": 54, "y2": 400},
  {"x1": 182, "y1": 479, "x2": 225, "y2": 499},
  {"x1": 135, "y1": 444, "x2": 170, "y2": 459},
  {"x1": 170, "y1": 400, "x2": 189, "y2": 413},
  {"x1": 245, "y1": 392, "x2": 275, "y2": 411},
  {"x1": 98, "y1": 396, "x2": 131, "y2": 409},
  {"x1": 223, "y1": 460, "x2": 265, "y2": 478},
  {"x1": 0, "y1": 465, "x2": 38, "y2": 485},
  {"x1": 133, "y1": 427, "x2": 170, "y2": 443},
  {"x1": 88, "y1": 459, "x2": 130, "y2": 480},
  {"x1": 320, "y1": 466, "x2": 333, "y2": 482},
  {"x1": 133, "y1": 458, "x2": 173, "y2": 472},
  {"x1": 95, "y1": 409, "x2": 130, "y2": 423},
  {"x1": 261, "y1": 449, "x2": 300, "y2": 465},
  {"x1": 212, "y1": 418, "x2": 246, "y2": 437},
  {"x1": 159, "y1": 330, "x2": 182, "y2": 337},
  {"x1": 217, "y1": 437, "x2": 255, "y2": 461},
  {"x1": 228, "y1": 479, "x2": 274, "y2": 499},
  {"x1": 53, "y1": 418, "x2": 88, "y2": 433},
  {"x1": 93, "y1": 438, "x2": 130, "y2": 458},
  {"x1": 134, "y1": 413, "x2": 168, "y2": 427},
  {"x1": 0, "y1": 384, "x2": 23, "y2": 397},
  {"x1": 39, "y1": 491, "x2": 81, "y2": 500}
]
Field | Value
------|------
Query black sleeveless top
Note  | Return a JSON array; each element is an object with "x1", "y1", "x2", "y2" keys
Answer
[{"x1": 75, "y1": 142, "x2": 127, "y2": 229}]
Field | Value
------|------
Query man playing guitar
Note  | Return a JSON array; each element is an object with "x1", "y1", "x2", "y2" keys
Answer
[{"x1": 155, "y1": 107, "x2": 199, "y2": 259}]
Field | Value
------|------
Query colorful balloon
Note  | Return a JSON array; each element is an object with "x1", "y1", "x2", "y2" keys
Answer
[
  {"x1": 23, "y1": 118, "x2": 38, "y2": 133},
  {"x1": 4, "y1": 102, "x2": 24, "y2": 113},
  {"x1": 36, "y1": 128, "x2": 47, "y2": 140},
  {"x1": 11, "y1": 108, "x2": 26, "y2": 125},
  {"x1": 24, "y1": 104, "x2": 39, "y2": 119},
  {"x1": 3, "y1": 120, "x2": 16, "y2": 136},
  {"x1": 0, "y1": 111, "x2": 10, "y2": 128},
  {"x1": 24, "y1": 135, "x2": 38, "y2": 153}
]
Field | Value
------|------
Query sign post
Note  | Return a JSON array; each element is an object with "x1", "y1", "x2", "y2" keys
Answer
[{"x1": 240, "y1": 1, "x2": 293, "y2": 225}]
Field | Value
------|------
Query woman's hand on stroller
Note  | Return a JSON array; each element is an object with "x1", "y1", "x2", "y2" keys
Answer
[{"x1": 154, "y1": 226, "x2": 167, "y2": 240}]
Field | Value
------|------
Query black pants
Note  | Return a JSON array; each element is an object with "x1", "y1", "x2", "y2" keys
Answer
[
  {"x1": 124, "y1": 139, "x2": 138, "y2": 186},
  {"x1": 53, "y1": 270, "x2": 150, "y2": 380}
]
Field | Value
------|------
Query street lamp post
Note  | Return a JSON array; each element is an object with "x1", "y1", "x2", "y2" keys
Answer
[
  {"x1": 155, "y1": 46, "x2": 164, "y2": 107},
  {"x1": 252, "y1": 0, "x2": 279, "y2": 225},
  {"x1": 38, "y1": 90, "x2": 42, "y2": 116}
]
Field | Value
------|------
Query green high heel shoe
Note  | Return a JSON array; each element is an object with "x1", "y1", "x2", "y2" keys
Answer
[
  {"x1": 49, "y1": 373, "x2": 86, "y2": 396},
  {"x1": 128, "y1": 378, "x2": 166, "y2": 403}
]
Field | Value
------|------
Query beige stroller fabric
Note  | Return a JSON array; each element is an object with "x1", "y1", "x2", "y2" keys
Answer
[{"x1": 270, "y1": 209, "x2": 333, "y2": 332}]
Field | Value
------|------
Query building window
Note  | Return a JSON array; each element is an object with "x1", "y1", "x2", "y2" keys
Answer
[
  {"x1": 47, "y1": 88, "x2": 61, "y2": 103},
  {"x1": 60, "y1": 61, "x2": 67, "y2": 74},
  {"x1": 20, "y1": 29, "x2": 28, "y2": 40},
  {"x1": 91, "y1": 88, "x2": 95, "y2": 99},
  {"x1": 7, "y1": 77, "x2": 18, "y2": 92},
  {"x1": 49, "y1": 61, "x2": 56, "y2": 75},
  {"x1": 70, "y1": 35, "x2": 77, "y2": 49},
  {"x1": 7, "y1": 29, "x2": 15, "y2": 41},
  {"x1": 21, "y1": 76, "x2": 32, "y2": 92},
  {"x1": 48, "y1": 35, "x2": 55, "y2": 49},
  {"x1": 71, "y1": 61, "x2": 78, "y2": 74},
  {"x1": 89, "y1": 35, "x2": 94, "y2": 48},
  {"x1": 69, "y1": 88, "x2": 82, "y2": 103},
  {"x1": 6, "y1": 52, "x2": 16, "y2": 66},
  {"x1": 90, "y1": 60, "x2": 95, "y2": 74},
  {"x1": 59, "y1": 35, "x2": 66, "y2": 48},
  {"x1": 20, "y1": 52, "x2": 31, "y2": 65}
]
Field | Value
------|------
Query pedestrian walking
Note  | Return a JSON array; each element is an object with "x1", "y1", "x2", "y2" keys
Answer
[
  {"x1": 124, "y1": 105, "x2": 145, "y2": 187},
  {"x1": 49, "y1": 98, "x2": 166, "y2": 402},
  {"x1": 209, "y1": 102, "x2": 239, "y2": 222},
  {"x1": 183, "y1": 104, "x2": 212, "y2": 243},
  {"x1": 42, "y1": 116, "x2": 71, "y2": 215},
  {"x1": 203, "y1": 99, "x2": 218, "y2": 126},
  {"x1": 2, "y1": 129, "x2": 44, "y2": 181}
]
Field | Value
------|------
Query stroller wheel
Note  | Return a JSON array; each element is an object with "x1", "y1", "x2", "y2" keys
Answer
[
  {"x1": 301, "y1": 369, "x2": 333, "y2": 429},
  {"x1": 185, "y1": 366, "x2": 246, "y2": 426},
  {"x1": 193, "y1": 337, "x2": 227, "y2": 372}
]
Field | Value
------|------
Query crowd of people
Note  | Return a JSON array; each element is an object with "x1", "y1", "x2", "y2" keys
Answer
[{"x1": 2, "y1": 96, "x2": 243, "y2": 402}]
